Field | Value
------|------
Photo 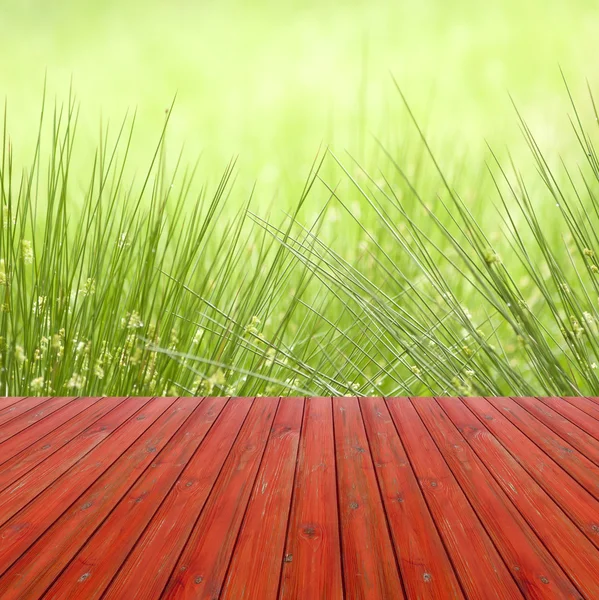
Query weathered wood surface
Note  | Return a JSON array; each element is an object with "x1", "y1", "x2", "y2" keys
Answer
[{"x1": 0, "y1": 396, "x2": 598, "y2": 599}]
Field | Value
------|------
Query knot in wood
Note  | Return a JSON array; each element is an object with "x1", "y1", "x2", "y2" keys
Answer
[{"x1": 304, "y1": 525, "x2": 316, "y2": 537}]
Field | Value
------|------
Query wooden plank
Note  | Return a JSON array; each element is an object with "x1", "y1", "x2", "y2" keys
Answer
[
  {"x1": 561, "y1": 397, "x2": 599, "y2": 421},
  {"x1": 221, "y1": 397, "x2": 303, "y2": 600},
  {"x1": 0, "y1": 396, "x2": 52, "y2": 427},
  {"x1": 414, "y1": 397, "x2": 581, "y2": 598},
  {"x1": 486, "y1": 397, "x2": 599, "y2": 499},
  {"x1": 360, "y1": 396, "x2": 463, "y2": 599},
  {"x1": 442, "y1": 397, "x2": 599, "y2": 599},
  {"x1": 0, "y1": 397, "x2": 102, "y2": 467},
  {"x1": 585, "y1": 397, "x2": 599, "y2": 406},
  {"x1": 333, "y1": 396, "x2": 404, "y2": 599},
  {"x1": 103, "y1": 397, "x2": 254, "y2": 600},
  {"x1": 0, "y1": 397, "x2": 175, "y2": 575},
  {"x1": 0, "y1": 397, "x2": 26, "y2": 411},
  {"x1": 386, "y1": 397, "x2": 522, "y2": 600},
  {"x1": 511, "y1": 396, "x2": 599, "y2": 466},
  {"x1": 464, "y1": 397, "x2": 599, "y2": 549},
  {"x1": 0, "y1": 396, "x2": 77, "y2": 445},
  {"x1": 1, "y1": 395, "x2": 597, "y2": 598},
  {"x1": 0, "y1": 396, "x2": 126, "y2": 493},
  {"x1": 279, "y1": 397, "x2": 343, "y2": 600},
  {"x1": 537, "y1": 397, "x2": 599, "y2": 441},
  {"x1": 162, "y1": 397, "x2": 279, "y2": 600},
  {"x1": 41, "y1": 397, "x2": 226, "y2": 600},
  {"x1": 0, "y1": 397, "x2": 153, "y2": 526},
  {"x1": 0, "y1": 397, "x2": 198, "y2": 599}
]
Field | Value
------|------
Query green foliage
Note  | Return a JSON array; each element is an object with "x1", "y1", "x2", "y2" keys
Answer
[{"x1": 3, "y1": 83, "x2": 599, "y2": 397}]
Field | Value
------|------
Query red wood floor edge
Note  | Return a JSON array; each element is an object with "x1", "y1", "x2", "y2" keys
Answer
[{"x1": 0, "y1": 396, "x2": 598, "y2": 599}]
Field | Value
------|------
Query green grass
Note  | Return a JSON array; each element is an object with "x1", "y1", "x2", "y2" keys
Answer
[
  {"x1": 4, "y1": 0, "x2": 599, "y2": 194},
  {"x1": 3, "y1": 0, "x2": 599, "y2": 396},
  {"x1": 4, "y1": 80, "x2": 599, "y2": 397}
]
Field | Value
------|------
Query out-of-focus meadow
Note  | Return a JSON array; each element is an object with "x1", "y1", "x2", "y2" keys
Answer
[
  {"x1": 2, "y1": 0, "x2": 599, "y2": 397},
  {"x1": 3, "y1": 0, "x2": 599, "y2": 189}
]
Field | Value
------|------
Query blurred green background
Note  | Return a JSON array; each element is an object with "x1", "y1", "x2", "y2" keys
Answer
[
  {"x1": 4, "y1": 0, "x2": 599, "y2": 397},
  {"x1": 2, "y1": 0, "x2": 599, "y2": 196}
]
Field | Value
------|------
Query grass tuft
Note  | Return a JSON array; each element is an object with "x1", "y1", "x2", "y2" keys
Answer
[{"x1": 3, "y1": 83, "x2": 599, "y2": 397}]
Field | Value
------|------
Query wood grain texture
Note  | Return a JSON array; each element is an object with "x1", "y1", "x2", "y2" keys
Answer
[
  {"x1": 0, "y1": 396, "x2": 125, "y2": 493},
  {"x1": 279, "y1": 397, "x2": 343, "y2": 600},
  {"x1": 334, "y1": 396, "x2": 404, "y2": 600},
  {"x1": 463, "y1": 397, "x2": 599, "y2": 549},
  {"x1": 103, "y1": 397, "x2": 254, "y2": 600},
  {"x1": 221, "y1": 397, "x2": 303, "y2": 600},
  {"x1": 486, "y1": 396, "x2": 599, "y2": 499},
  {"x1": 0, "y1": 397, "x2": 194, "y2": 599},
  {"x1": 0, "y1": 397, "x2": 153, "y2": 524},
  {"x1": 44, "y1": 397, "x2": 225, "y2": 600},
  {"x1": 0, "y1": 397, "x2": 173, "y2": 576},
  {"x1": 414, "y1": 397, "x2": 580, "y2": 599},
  {"x1": 0, "y1": 396, "x2": 101, "y2": 467},
  {"x1": 387, "y1": 397, "x2": 522, "y2": 600},
  {"x1": 162, "y1": 397, "x2": 279, "y2": 600},
  {"x1": 0, "y1": 397, "x2": 26, "y2": 411},
  {"x1": 0, "y1": 396, "x2": 75, "y2": 445},
  {"x1": 536, "y1": 397, "x2": 599, "y2": 441},
  {"x1": 511, "y1": 396, "x2": 599, "y2": 466},
  {"x1": 0, "y1": 396, "x2": 52, "y2": 427},
  {"x1": 360, "y1": 396, "x2": 463, "y2": 599},
  {"x1": 442, "y1": 397, "x2": 599, "y2": 599},
  {"x1": 1, "y1": 396, "x2": 598, "y2": 599},
  {"x1": 561, "y1": 397, "x2": 599, "y2": 421}
]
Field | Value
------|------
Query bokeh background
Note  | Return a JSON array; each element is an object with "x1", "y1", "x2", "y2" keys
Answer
[
  {"x1": 3, "y1": 0, "x2": 599, "y2": 196},
  {"x1": 4, "y1": 0, "x2": 599, "y2": 398}
]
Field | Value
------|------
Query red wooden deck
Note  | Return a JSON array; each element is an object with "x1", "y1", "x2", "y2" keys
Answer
[{"x1": 0, "y1": 396, "x2": 598, "y2": 599}]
